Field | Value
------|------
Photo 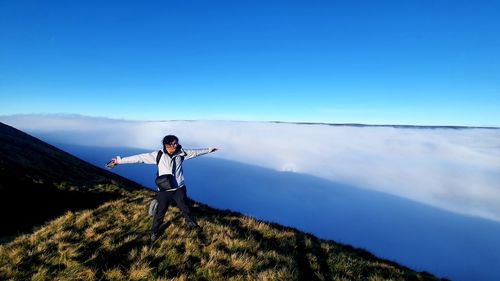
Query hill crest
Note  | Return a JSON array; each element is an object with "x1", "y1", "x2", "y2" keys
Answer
[{"x1": 0, "y1": 122, "x2": 443, "y2": 280}]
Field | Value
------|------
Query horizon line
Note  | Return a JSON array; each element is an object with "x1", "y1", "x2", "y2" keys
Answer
[{"x1": 1, "y1": 113, "x2": 499, "y2": 130}]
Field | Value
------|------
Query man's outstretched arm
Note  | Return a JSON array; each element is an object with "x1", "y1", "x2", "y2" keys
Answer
[
  {"x1": 183, "y1": 147, "x2": 218, "y2": 160},
  {"x1": 110, "y1": 151, "x2": 159, "y2": 166}
]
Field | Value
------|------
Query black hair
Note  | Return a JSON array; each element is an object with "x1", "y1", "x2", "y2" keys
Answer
[
  {"x1": 162, "y1": 135, "x2": 179, "y2": 146},
  {"x1": 162, "y1": 135, "x2": 180, "y2": 153}
]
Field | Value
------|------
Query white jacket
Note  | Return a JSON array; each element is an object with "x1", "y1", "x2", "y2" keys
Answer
[{"x1": 116, "y1": 146, "x2": 212, "y2": 190}]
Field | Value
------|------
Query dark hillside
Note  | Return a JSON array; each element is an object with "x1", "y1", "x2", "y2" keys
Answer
[{"x1": 0, "y1": 122, "x2": 143, "y2": 240}]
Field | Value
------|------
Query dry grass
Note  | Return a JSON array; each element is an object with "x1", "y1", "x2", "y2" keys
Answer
[{"x1": 0, "y1": 194, "x2": 443, "y2": 281}]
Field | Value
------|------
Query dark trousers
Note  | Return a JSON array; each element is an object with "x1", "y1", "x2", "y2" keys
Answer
[{"x1": 151, "y1": 185, "x2": 194, "y2": 234}]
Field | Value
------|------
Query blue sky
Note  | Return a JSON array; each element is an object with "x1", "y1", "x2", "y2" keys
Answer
[{"x1": 1, "y1": 0, "x2": 499, "y2": 126}]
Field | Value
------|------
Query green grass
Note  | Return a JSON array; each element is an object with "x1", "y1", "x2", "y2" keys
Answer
[{"x1": 0, "y1": 193, "x2": 443, "y2": 281}]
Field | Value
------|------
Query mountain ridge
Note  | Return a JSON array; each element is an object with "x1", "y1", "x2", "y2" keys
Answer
[
  {"x1": 0, "y1": 122, "x2": 444, "y2": 280},
  {"x1": 0, "y1": 122, "x2": 143, "y2": 240},
  {"x1": 2, "y1": 114, "x2": 498, "y2": 129}
]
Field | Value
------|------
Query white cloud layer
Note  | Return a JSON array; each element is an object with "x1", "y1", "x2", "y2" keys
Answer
[{"x1": 3, "y1": 114, "x2": 500, "y2": 221}]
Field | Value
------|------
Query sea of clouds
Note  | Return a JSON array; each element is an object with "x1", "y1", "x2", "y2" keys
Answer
[{"x1": 2, "y1": 114, "x2": 500, "y2": 222}]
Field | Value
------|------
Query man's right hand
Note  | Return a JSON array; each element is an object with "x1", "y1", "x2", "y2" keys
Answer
[{"x1": 106, "y1": 158, "x2": 118, "y2": 169}]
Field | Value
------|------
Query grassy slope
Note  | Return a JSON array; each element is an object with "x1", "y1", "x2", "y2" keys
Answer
[
  {"x1": 0, "y1": 194, "x2": 441, "y2": 281},
  {"x1": 0, "y1": 122, "x2": 443, "y2": 280}
]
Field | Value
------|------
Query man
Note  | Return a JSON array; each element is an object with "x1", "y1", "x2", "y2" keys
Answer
[{"x1": 110, "y1": 135, "x2": 218, "y2": 244}]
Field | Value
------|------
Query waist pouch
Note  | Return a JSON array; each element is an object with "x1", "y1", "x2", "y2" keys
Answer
[{"x1": 155, "y1": 175, "x2": 175, "y2": 191}]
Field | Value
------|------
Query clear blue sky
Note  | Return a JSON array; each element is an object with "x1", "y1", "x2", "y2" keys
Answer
[{"x1": 1, "y1": 0, "x2": 499, "y2": 126}]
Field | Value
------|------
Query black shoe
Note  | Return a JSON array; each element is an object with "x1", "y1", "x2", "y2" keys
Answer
[
  {"x1": 150, "y1": 233, "x2": 158, "y2": 246},
  {"x1": 186, "y1": 220, "x2": 199, "y2": 229}
]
